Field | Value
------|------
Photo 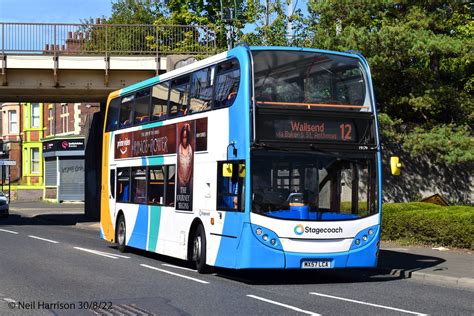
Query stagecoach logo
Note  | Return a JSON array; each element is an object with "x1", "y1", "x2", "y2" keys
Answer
[
  {"x1": 294, "y1": 224, "x2": 343, "y2": 236},
  {"x1": 294, "y1": 224, "x2": 304, "y2": 235},
  {"x1": 117, "y1": 138, "x2": 131, "y2": 155}
]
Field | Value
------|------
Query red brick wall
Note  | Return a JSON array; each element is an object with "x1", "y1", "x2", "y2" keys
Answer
[
  {"x1": 7, "y1": 142, "x2": 21, "y2": 182},
  {"x1": 79, "y1": 103, "x2": 101, "y2": 135}
]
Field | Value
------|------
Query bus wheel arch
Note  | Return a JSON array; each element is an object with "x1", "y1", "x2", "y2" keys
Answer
[
  {"x1": 115, "y1": 211, "x2": 127, "y2": 253},
  {"x1": 188, "y1": 219, "x2": 210, "y2": 273}
]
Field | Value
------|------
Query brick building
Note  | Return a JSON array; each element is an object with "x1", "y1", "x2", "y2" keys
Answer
[
  {"x1": 42, "y1": 102, "x2": 100, "y2": 202},
  {"x1": 0, "y1": 103, "x2": 22, "y2": 183}
]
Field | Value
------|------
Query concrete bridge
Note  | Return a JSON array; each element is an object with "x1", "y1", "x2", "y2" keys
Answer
[{"x1": 0, "y1": 22, "x2": 217, "y2": 102}]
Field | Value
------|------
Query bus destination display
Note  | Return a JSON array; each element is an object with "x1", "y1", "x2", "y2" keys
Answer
[{"x1": 257, "y1": 115, "x2": 373, "y2": 143}]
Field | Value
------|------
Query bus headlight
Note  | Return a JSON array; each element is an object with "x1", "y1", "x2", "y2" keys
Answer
[
  {"x1": 251, "y1": 224, "x2": 282, "y2": 250},
  {"x1": 350, "y1": 225, "x2": 379, "y2": 250}
]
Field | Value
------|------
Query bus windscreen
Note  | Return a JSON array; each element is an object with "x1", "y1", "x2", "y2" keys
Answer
[{"x1": 252, "y1": 50, "x2": 371, "y2": 111}]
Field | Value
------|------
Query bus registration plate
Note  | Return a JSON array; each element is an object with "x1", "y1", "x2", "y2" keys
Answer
[{"x1": 302, "y1": 261, "x2": 331, "y2": 269}]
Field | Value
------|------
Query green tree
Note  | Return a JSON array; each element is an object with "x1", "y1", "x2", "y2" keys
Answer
[
  {"x1": 305, "y1": 0, "x2": 473, "y2": 165},
  {"x1": 240, "y1": 0, "x2": 305, "y2": 47}
]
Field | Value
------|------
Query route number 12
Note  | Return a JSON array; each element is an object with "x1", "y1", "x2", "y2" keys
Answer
[{"x1": 340, "y1": 124, "x2": 352, "y2": 140}]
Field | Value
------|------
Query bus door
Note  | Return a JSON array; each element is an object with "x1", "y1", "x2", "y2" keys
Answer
[{"x1": 216, "y1": 161, "x2": 246, "y2": 237}]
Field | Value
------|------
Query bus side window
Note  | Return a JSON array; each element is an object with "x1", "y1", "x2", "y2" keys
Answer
[
  {"x1": 151, "y1": 82, "x2": 169, "y2": 121},
  {"x1": 189, "y1": 67, "x2": 213, "y2": 114},
  {"x1": 117, "y1": 168, "x2": 130, "y2": 203},
  {"x1": 105, "y1": 98, "x2": 120, "y2": 132},
  {"x1": 168, "y1": 76, "x2": 190, "y2": 118},
  {"x1": 132, "y1": 167, "x2": 147, "y2": 204},
  {"x1": 119, "y1": 95, "x2": 134, "y2": 128},
  {"x1": 110, "y1": 169, "x2": 115, "y2": 199},
  {"x1": 133, "y1": 89, "x2": 151, "y2": 125},
  {"x1": 148, "y1": 166, "x2": 165, "y2": 205},
  {"x1": 166, "y1": 165, "x2": 176, "y2": 207},
  {"x1": 214, "y1": 59, "x2": 240, "y2": 109},
  {"x1": 217, "y1": 161, "x2": 245, "y2": 211}
]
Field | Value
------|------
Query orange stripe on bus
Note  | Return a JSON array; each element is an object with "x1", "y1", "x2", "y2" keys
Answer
[{"x1": 256, "y1": 101, "x2": 369, "y2": 109}]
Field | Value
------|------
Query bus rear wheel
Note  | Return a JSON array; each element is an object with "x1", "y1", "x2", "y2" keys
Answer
[
  {"x1": 116, "y1": 215, "x2": 127, "y2": 253},
  {"x1": 192, "y1": 225, "x2": 210, "y2": 274}
]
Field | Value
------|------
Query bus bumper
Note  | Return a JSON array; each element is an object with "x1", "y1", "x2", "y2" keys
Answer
[
  {"x1": 232, "y1": 223, "x2": 379, "y2": 269},
  {"x1": 284, "y1": 237, "x2": 379, "y2": 269}
]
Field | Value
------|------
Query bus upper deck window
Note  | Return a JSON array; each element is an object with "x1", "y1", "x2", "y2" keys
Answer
[
  {"x1": 169, "y1": 77, "x2": 190, "y2": 117},
  {"x1": 119, "y1": 95, "x2": 134, "y2": 128},
  {"x1": 151, "y1": 82, "x2": 169, "y2": 121},
  {"x1": 214, "y1": 59, "x2": 240, "y2": 109},
  {"x1": 105, "y1": 98, "x2": 120, "y2": 132},
  {"x1": 134, "y1": 89, "x2": 151, "y2": 125}
]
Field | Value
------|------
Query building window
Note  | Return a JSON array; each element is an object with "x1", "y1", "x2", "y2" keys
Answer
[
  {"x1": 31, "y1": 148, "x2": 40, "y2": 174},
  {"x1": 8, "y1": 111, "x2": 18, "y2": 133},
  {"x1": 31, "y1": 103, "x2": 40, "y2": 128},
  {"x1": 48, "y1": 108, "x2": 54, "y2": 135},
  {"x1": 61, "y1": 104, "x2": 69, "y2": 133}
]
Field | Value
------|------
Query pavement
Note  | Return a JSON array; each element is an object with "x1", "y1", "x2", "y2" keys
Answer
[{"x1": 6, "y1": 200, "x2": 474, "y2": 291}]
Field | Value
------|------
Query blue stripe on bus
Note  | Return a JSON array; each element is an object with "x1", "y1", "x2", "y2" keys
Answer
[
  {"x1": 147, "y1": 205, "x2": 162, "y2": 252},
  {"x1": 214, "y1": 46, "x2": 252, "y2": 268},
  {"x1": 127, "y1": 204, "x2": 149, "y2": 250}
]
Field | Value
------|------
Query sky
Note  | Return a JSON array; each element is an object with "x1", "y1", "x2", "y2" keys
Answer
[
  {"x1": 0, "y1": 0, "x2": 307, "y2": 25},
  {"x1": 0, "y1": 0, "x2": 113, "y2": 23}
]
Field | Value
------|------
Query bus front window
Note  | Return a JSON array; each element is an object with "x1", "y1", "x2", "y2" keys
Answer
[{"x1": 251, "y1": 151, "x2": 377, "y2": 221}]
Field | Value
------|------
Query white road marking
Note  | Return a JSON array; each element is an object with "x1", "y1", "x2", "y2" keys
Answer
[
  {"x1": 309, "y1": 292, "x2": 428, "y2": 315},
  {"x1": 161, "y1": 263, "x2": 196, "y2": 272},
  {"x1": 28, "y1": 235, "x2": 59, "y2": 244},
  {"x1": 141, "y1": 264, "x2": 209, "y2": 284},
  {"x1": 247, "y1": 295, "x2": 320, "y2": 316},
  {"x1": 73, "y1": 247, "x2": 130, "y2": 259},
  {"x1": 0, "y1": 228, "x2": 19, "y2": 234}
]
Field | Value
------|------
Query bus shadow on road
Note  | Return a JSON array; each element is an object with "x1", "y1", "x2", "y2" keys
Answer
[
  {"x1": 107, "y1": 245, "x2": 446, "y2": 286},
  {"x1": 213, "y1": 249, "x2": 446, "y2": 285}
]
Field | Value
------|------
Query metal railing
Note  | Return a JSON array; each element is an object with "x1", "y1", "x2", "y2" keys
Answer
[{"x1": 0, "y1": 22, "x2": 217, "y2": 55}]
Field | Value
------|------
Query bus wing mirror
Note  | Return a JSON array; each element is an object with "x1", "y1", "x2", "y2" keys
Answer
[
  {"x1": 390, "y1": 156, "x2": 402, "y2": 176},
  {"x1": 223, "y1": 163, "x2": 233, "y2": 177}
]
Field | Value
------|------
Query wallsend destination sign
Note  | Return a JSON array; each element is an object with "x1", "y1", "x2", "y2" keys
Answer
[{"x1": 256, "y1": 114, "x2": 374, "y2": 144}]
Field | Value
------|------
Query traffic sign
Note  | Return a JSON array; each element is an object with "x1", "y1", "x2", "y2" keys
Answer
[{"x1": 0, "y1": 160, "x2": 16, "y2": 166}]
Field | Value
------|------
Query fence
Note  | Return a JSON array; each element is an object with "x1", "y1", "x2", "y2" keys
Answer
[{"x1": 0, "y1": 22, "x2": 217, "y2": 55}]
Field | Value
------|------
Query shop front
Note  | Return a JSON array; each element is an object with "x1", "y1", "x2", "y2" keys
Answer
[{"x1": 43, "y1": 138, "x2": 85, "y2": 202}]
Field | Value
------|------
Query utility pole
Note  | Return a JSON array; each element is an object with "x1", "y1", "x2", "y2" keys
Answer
[
  {"x1": 287, "y1": 0, "x2": 294, "y2": 39},
  {"x1": 265, "y1": 0, "x2": 270, "y2": 27}
]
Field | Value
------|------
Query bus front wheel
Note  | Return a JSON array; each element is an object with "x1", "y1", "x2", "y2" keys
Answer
[
  {"x1": 193, "y1": 225, "x2": 209, "y2": 273},
  {"x1": 116, "y1": 215, "x2": 127, "y2": 253}
]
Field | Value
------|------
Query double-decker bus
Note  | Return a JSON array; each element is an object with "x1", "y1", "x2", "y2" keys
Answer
[{"x1": 100, "y1": 46, "x2": 381, "y2": 273}]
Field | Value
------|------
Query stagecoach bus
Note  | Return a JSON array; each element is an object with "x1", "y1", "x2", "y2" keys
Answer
[{"x1": 100, "y1": 46, "x2": 381, "y2": 273}]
